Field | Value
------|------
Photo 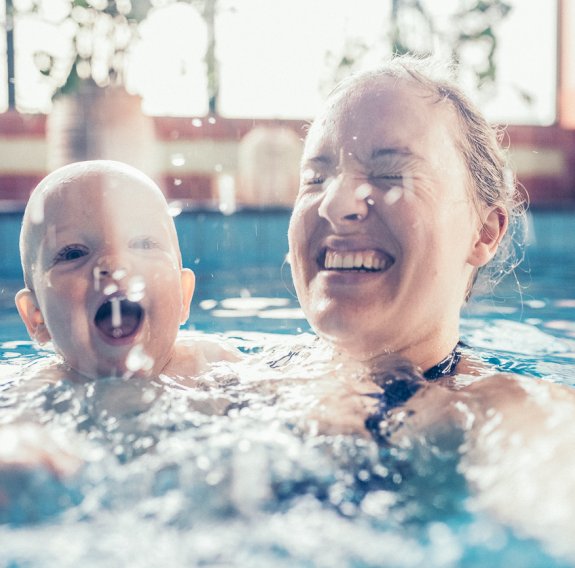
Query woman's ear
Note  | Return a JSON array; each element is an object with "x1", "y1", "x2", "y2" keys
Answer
[
  {"x1": 179, "y1": 268, "x2": 196, "y2": 324},
  {"x1": 468, "y1": 206, "x2": 509, "y2": 267},
  {"x1": 15, "y1": 289, "x2": 51, "y2": 344}
]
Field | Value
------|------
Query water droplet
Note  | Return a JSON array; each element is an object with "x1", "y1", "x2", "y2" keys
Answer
[
  {"x1": 127, "y1": 276, "x2": 146, "y2": 302},
  {"x1": 168, "y1": 201, "x2": 183, "y2": 217},
  {"x1": 125, "y1": 344, "x2": 154, "y2": 373},
  {"x1": 191, "y1": 118, "x2": 202, "y2": 127},
  {"x1": 103, "y1": 283, "x2": 119, "y2": 296},
  {"x1": 355, "y1": 183, "x2": 372, "y2": 200},
  {"x1": 208, "y1": 116, "x2": 216, "y2": 124},
  {"x1": 93, "y1": 267, "x2": 101, "y2": 291},
  {"x1": 214, "y1": 164, "x2": 223, "y2": 173},
  {"x1": 383, "y1": 186, "x2": 403, "y2": 205},
  {"x1": 218, "y1": 174, "x2": 236, "y2": 216},
  {"x1": 110, "y1": 297, "x2": 122, "y2": 328},
  {"x1": 173, "y1": 178, "x2": 182, "y2": 187},
  {"x1": 199, "y1": 299, "x2": 217, "y2": 310},
  {"x1": 112, "y1": 268, "x2": 127, "y2": 281},
  {"x1": 30, "y1": 194, "x2": 45, "y2": 224},
  {"x1": 171, "y1": 153, "x2": 186, "y2": 167},
  {"x1": 193, "y1": 258, "x2": 200, "y2": 265}
]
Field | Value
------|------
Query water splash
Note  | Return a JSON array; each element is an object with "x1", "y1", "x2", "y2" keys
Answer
[
  {"x1": 29, "y1": 193, "x2": 45, "y2": 225},
  {"x1": 171, "y1": 154, "x2": 186, "y2": 167},
  {"x1": 127, "y1": 276, "x2": 146, "y2": 302},
  {"x1": 112, "y1": 269, "x2": 127, "y2": 281},
  {"x1": 168, "y1": 201, "x2": 183, "y2": 217},
  {"x1": 102, "y1": 284, "x2": 118, "y2": 298},
  {"x1": 218, "y1": 174, "x2": 236, "y2": 216},
  {"x1": 110, "y1": 297, "x2": 122, "y2": 330},
  {"x1": 125, "y1": 344, "x2": 154, "y2": 373},
  {"x1": 384, "y1": 186, "x2": 404, "y2": 206},
  {"x1": 355, "y1": 183, "x2": 372, "y2": 201},
  {"x1": 93, "y1": 267, "x2": 101, "y2": 291},
  {"x1": 199, "y1": 299, "x2": 218, "y2": 310}
]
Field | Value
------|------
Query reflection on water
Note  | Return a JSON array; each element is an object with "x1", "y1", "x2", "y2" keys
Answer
[
  {"x1": 1, "y1": 321, "x2": 574, "y2": 567},
  {"x1": 0, "y1": 210, "x2": 573, "y2": 566}
]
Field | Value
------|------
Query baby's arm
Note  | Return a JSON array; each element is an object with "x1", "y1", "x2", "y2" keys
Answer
[
  {"x1": 167, "y1": 333, "x2": 244, "y2": 378},
  {"x1": 0, "y1": 422, "x2": 82, "y2": 477}
]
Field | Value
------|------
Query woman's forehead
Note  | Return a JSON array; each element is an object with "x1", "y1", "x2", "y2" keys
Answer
[{"x1": 306, "y1": 77, "x2": 463, "y2": 165}]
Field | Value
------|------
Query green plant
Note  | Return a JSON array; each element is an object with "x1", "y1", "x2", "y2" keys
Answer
[
  {"x1": 328, "y1": 0, "x2": 513, "y2": 91},
  {"x1": 22, "y1": 0, "x2": 151, "y2": 96}
]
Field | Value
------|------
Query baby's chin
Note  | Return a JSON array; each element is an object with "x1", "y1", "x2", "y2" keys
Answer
[{"x1": 61, "y1": 346, "x2": 166, "y2": 380}]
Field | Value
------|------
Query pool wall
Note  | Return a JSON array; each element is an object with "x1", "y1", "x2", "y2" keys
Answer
[
  {"x1": 1, "y1": 209, "x2": 574, "y2": 283},
  {"x1": 0, "y1": 209, "x2": 292, "y2": 282}
]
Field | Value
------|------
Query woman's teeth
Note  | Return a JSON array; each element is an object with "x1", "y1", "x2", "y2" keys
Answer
[{"x1": 323, "y1": 250, "x2": 392, "y2": 271}]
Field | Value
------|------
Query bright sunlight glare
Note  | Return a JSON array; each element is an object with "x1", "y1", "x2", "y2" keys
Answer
[{"x1": 0, "y1": 0, "x2": 558, "y2": 124}]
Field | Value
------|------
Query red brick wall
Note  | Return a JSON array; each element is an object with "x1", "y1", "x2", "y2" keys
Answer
[{"x1": 1, "y1": 112, "x2": 573, "y2": 208}]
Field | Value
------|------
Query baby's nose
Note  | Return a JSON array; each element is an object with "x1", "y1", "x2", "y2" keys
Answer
[{"x1": 93, "y1": 256, "x2": 129, "y2": 281}]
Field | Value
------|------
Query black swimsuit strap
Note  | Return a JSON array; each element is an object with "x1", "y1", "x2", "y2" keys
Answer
[
  {"x1": 364, "y1": 343, "x2": 463, "y2": 442},
  {"x1": 422, "y1": 343, "x2": 462, "y2": 381}
]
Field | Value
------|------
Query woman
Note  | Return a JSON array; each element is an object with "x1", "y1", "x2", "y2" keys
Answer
[
  {"x1": 286, "y1": 56, "x2": 575, "y2": 559},
  {"x1": 288, "y1": 56, "x2": 520, "y2": 374}
]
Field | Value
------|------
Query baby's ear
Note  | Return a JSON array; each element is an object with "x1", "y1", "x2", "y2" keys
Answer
[
  {"x1": 15, "y1": 289, "x2": 51, "y2": 344},
  {"x1": 468, "y1": 206, "x2": 509, "y2": 267},
  {"x1": 179, "y1": 269, "x2": 196, "y2": 324}
]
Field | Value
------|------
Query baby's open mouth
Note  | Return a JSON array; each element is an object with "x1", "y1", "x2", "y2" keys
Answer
[
  {"x1": 94, "y1": 298, "x2": 144, "y2": 340},
  {"x1": 319, "y1": 249, "x2": 395, "y2": 272}
]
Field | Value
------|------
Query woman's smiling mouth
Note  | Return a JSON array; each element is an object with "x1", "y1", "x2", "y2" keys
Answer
[
  {"x1": 319, "y1": 248, "x2": 395, "y2": 272},
  {"x1": 94, "y1": 297, "x2": 145, "y2": 344}
]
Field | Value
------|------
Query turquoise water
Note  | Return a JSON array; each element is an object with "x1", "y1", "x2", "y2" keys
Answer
[{"x1": 0, "y1": 209, "x2": 574, "y2": 567}]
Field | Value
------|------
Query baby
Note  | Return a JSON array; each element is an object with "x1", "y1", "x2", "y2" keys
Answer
[{"x1": 15, "y1": 159, "x2": 238, "y2": 382}]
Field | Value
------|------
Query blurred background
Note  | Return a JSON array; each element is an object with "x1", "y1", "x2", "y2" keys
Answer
[
  {"x1": 0, "y1": 0, "x2": 572, "y2": 209},
  {"x1": 0, "y1": 0, "x2": 573, "y2": 336}
]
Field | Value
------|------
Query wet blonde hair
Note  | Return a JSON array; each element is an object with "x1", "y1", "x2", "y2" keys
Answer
[{"x1": 327, "y1": 55, "x2": 527, "y2": 293}]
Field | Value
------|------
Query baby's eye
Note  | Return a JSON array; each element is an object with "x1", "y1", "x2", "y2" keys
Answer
[
  {"x1": 130, "y1": 236, "x2": 159, "y2": 250},
  {"x1": 54, "y1": 244, "x2": 89, "y2": 263}
]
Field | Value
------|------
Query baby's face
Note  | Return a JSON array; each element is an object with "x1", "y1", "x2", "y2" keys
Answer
[{"x1": 27, "y1": 170, "x2": 193, "y2": 378}]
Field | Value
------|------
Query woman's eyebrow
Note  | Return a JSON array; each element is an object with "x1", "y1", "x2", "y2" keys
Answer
[{"x1": 369, "y1": 147, "x2": 422, "y2": 163}]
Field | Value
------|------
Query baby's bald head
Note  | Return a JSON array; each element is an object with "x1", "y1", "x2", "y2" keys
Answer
[{"x1": 20, "y1": 160, "x2": 179, "y2": 291}]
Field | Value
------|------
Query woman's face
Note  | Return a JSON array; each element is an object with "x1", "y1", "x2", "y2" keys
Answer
[{"x1": 288, "y1": 77, "x2": 484, "y2": 367}]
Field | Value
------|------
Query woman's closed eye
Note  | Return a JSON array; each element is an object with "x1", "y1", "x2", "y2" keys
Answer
[
  {"x1": 301, "y1": 168, "x2": 327, "y2": 187},
  {"x1": 370, "y1": 174, "x2": 404, "y2": 184},
  {"x1": 53, "y1": 244, "x2": 89, "y2": 263}
]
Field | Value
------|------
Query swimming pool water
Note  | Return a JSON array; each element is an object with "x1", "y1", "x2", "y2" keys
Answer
[{"x1": 0, "y1": 209, "x2": 574, "y2": 567}]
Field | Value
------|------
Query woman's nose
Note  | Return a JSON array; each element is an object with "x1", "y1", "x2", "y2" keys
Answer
[{"x1": 318, "y1": 174, "x2": 371, "y2": 226}]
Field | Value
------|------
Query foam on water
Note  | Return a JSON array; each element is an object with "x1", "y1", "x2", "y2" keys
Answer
[{"x1": 0, "y1": 325, "x2": 574, "y2": 568}]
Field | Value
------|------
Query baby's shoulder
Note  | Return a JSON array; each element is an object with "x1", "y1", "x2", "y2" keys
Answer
[{"x1": 171, "y1": 331, "x2": 243, "y2": 374}]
